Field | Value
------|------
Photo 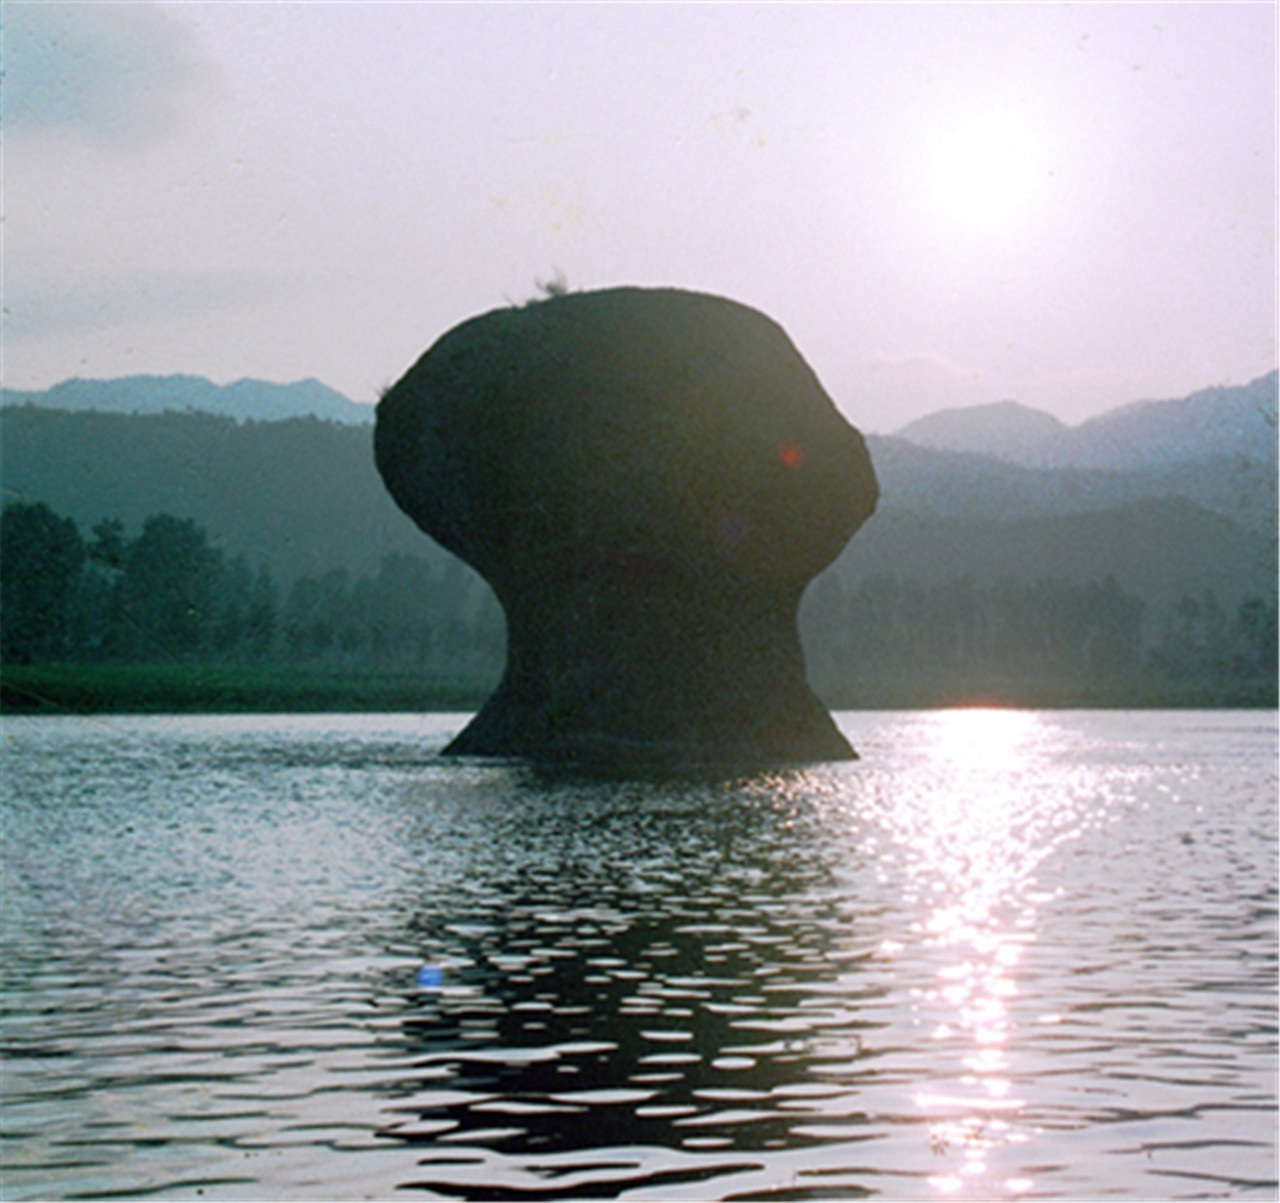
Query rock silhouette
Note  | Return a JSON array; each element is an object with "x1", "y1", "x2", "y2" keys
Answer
[{"x1": 375, "y1": 287, "x2": 878, "y2": 765}]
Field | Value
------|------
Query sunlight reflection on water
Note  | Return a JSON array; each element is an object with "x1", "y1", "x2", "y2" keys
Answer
[
  {"x1": 754, "y1": 709, "x2": 1100, "y2": 1198},
  {"x1": 893, "y1": 711, "x2": 1057, "y2": 1196},
  {"x1": 1, "y1": 710, "x2": 1275, "y2": 1201}
]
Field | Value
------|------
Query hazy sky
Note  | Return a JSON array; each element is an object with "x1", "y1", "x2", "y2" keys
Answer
[{"x1": 4, "y1": 2, "x2": 1275, "y2": 432}]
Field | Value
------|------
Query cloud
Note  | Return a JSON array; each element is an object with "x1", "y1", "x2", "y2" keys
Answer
[{"x1": 2, "y1": 2, "x2": 218, "y2": 147}]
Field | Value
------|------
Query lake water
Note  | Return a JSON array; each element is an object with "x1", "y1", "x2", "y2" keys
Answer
[{"x1": 2, "y1": 709, "x2": 1275, "y2": 1201}]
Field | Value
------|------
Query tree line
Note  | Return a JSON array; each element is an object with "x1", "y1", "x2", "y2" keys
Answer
[
  {"x1": 0, "y1": 502, "x2": 503, "y2": 677},
  {"x1": 2, "y1": 501, "x2": 1274, "y2": 706},
  {"x1": 801, "y1": 571, "x2": 1275, "y2": 706}
]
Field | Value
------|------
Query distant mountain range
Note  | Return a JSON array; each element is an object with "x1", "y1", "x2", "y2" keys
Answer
[
  {"x1": 5, "y1": 370, "x2": 1275, "y2": 473},
  {"x1": 892, "y1": 372, "x2": 1277, "y2": 470},
  {"x1": 0, "y1": 375, "x2": 374, "y2": 426},
  {"x1": 7, "y1": 368, "x2": 1269, "y2": 468},
  {"x1": 3, "y1": 369, "x2": 1275, "y2": 614}
]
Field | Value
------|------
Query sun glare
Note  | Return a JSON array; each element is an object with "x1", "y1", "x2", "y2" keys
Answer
[
  {"x1": 919, "y1": 110, "x2": 1049, "y2": 243},
  {"x1": 889, "y1": 707, "x2": 1057, "y2": 1193},
  {"x1": 929, "y1": 708, "x2": 1041, "y2": 773}
]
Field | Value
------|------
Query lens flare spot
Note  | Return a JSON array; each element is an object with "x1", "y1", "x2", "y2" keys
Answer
[
  {"x1": 778, "y1": 441, "x2": 805, "y2": 469},
  {"x1": 416, "y1": 964, "x2": 445, "y2": 990}
]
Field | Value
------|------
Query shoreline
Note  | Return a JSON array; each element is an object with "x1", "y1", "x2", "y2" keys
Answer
[
  {"x1": 0, "y1": 663, "x2": 495, "y2": 717},
  {"x1": 2, "y1": 662, "x2": 1274, "y2": 716}
]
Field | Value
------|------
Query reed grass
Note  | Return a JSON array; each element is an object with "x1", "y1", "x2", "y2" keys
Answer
[{"x1": 0, "y1": 663, "x2": 492, "y2": 715}]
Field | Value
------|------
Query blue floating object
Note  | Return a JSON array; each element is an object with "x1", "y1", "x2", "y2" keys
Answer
[{"x1": 416, "y1": 964, "x2": 445, "y2": 990}]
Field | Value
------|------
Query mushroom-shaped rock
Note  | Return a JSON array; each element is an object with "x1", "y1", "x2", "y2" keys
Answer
[{"x1": 375, "y1": 287, "x2": 878, "y2": 765}]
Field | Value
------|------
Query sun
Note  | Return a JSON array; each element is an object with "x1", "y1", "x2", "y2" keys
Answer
[{"x1": 918, "y1": 109, "x2": 1049, "y2": 244}]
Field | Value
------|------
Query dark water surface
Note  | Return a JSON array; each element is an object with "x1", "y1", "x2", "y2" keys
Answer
[{"x1": 2, "y1": 710, "x2": 1275, "y2": 1200}]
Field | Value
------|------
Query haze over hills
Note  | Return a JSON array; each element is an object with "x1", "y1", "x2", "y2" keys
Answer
[
  {"x1": 0, "y1": 408, "x2": 415, "y2": 586},
  {"x1": 3, "y1": 371, "x2": 1274, "y2": 707},
  {"x1": 2, "y1": 369, "x2": 1274, "y2": 618},
  {"x1": 893, "y1": 371, "x2": 1277, "y2": 471},
  {"x1": 0, "y1": 375, "x2": 374, "y2": 426},
  {"x1": 823, "y1": 497, "x2": 1275, "y2": 615},
  {"x1": 863, "y1": 435, "x2": 1275, "y2": 536},
  {"x1": 889, "y1": 400, "x2": 1068, "y2": 461},
  {"x1": 5, "y1": 370, "x2": 1274, "y2": 473}
]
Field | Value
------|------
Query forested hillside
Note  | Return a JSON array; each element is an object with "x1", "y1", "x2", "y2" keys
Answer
[
  {"x1": 0, "y1": 408, "x2": 432, "y2": 584},
  {"x1": 2, "y1": 399, "x2": 1275, "y2": 709}
]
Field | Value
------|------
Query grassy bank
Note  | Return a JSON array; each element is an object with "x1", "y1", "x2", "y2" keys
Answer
[
  {"x1": 2, "y1": 661, "x2": 1274, "y2": 716},
  {"x1": 0, "y1": 663, "x2": 495, "y2": 716},
  {"x1": 819, "y1": 674, "x2": 1278, "y2": 710}
]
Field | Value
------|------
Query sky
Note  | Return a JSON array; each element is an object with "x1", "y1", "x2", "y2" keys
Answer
[{"x1": 3, "y1": 2, "x2": 1275, "y2": 433}]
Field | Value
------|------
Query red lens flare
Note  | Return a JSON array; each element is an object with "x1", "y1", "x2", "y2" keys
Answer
[{"x1": 778, "y1": 441, "x2": 805, "y2": 469}]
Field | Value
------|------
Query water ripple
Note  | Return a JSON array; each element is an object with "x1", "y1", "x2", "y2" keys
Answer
[{"x1": 2, "y1": 710, "x2": 1275, "y2": 1199}]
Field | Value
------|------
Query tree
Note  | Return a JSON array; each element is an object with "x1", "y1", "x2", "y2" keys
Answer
[
  {"x1": 282, "y1": 568, "x2": 354, "y2": 661},
  {"x1": 1081, "y1": 575, "x2": 1145, "y2": 677},
  {"x1": 119, "y1": 514, "x2": 223, "y2": 657},
  {"x1": 1235, "y1": 597, "x2": 1277, "y2": 676},
  {"x1": 75, "y1": 518, "x2": 129, "y2": 657},
  {"x1": 356, "y1": 553, "x2": 439, "y2": 665},
  {"x1": 0, "y1": 502, "x2": 86, "y2": 663},
  {"x1": 243, "y1": 565, "x2": 278, "y2": 660}
]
